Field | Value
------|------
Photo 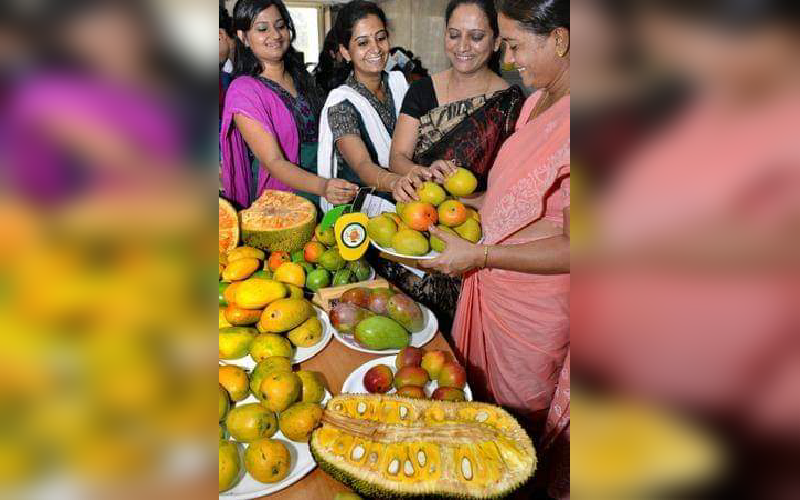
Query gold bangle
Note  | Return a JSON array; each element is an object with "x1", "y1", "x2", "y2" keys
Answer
[{"x1": 482, "y1": 245, "x2": 489, "y2": 268}]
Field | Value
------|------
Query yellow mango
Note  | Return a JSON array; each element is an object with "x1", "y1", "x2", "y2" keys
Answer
[
  {"x1": 228, "y1": 246, "x2": 265, "y2": 262},
  {"x1": 222, "y1": 257, "x2": 260, "y2": 281},
  {"x1": 235, "y1": 278, "x2": 286, "y2": 309},
  {"x1": 258, "y1": 298, "x2": 315, "y2": 333},
  {"x1": 219, "y1": 307, "x2": 232, "y2": 328},
  {"x1": 287, "y1": 317, "x2": 323, "y2": 348}
]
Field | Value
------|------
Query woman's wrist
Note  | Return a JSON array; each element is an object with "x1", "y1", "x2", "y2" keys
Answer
[
  {"x1": 475, "y1": 244, "x2": 490, "y2": 269},
  {"x1": 319, "y1": 178, "x2": 330, "y2": 197}
]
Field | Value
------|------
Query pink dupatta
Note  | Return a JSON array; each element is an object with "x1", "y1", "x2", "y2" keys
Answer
[{"x1": 452, "y1": 91, "x2": 570, "y2": 423}]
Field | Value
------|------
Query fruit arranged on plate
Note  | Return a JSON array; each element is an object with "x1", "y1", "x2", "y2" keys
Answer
[
  {"x1": 367, "y1": 171, "x2": 482, "y2": 256},
  {"x1": 310, "y1": 394, "x2": 537, "y2": 499},
  {"x1": 219, "y1": 356, "x2": 329, "y2": 491},
  {"x1": 362, "y1": 347, "x2": 468, "y2": 401},
  {"x1": 330, "y1": 288, "x2": 428, "y2": 350}
]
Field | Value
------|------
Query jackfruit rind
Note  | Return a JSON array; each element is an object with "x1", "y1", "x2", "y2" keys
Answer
[
  {"x1": 311, "y1": 394, "x2": 536, "y2": 499},
  {"x1": 240, "y1": 190, "x2": 316, "y2": 252}
]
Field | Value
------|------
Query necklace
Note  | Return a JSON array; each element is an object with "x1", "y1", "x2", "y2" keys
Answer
[
  {"x1": 527, "y1": 86, "x2": 570, "y2": 123},
  {"x1": 445, "y1": 70, "x2": 491, "y2": 104}
]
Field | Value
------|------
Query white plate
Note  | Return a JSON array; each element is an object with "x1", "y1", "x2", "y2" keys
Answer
[
  {"x1": 220, "y1": 391, "x2": 332, "y2": 500},
  {"x1": 370, "y1": 240, "x2": 440, "y2": 260},
  {"x1": 331, "y1": 305, "x2": 438, "y2": 355},
  {"x1": 222, "y1": 306, "x2": 333, "y2": 370},
  {"x1": 341, "y1": 356, "x2": 473, "y2": 400}
]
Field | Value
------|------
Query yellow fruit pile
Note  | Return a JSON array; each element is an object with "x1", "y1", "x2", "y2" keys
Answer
[{"x1": 368, "y1": 169, "x2": 482, "y2": 256}]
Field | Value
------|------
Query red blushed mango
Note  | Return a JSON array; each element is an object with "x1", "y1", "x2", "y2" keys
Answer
[
  {"x1": 396, "y1": 386, "x2": 426, "y2": 399},
  {"x1": 438, "y1": 362, "x2": 466, "y2": 390},
  {"x1": 225, "y1": 304, "x2": 262, "y2": 325},
  {"x1": 303, "y1": 241, "x2": 326, "y2": 263},
  {"x1": 339, "y1": 287, "x2": 371, "y2": 309},
  {"x1": 421, "y1": 350, "x2": 453, "y2": 379},
  {"x1": 268, "y1": 251, "x2": 290, "y2": 272},
  {"x1": 400, "y1": 202, "x2": 438, "y2": 231},
  {"x1": 394, "y1": 366, "x2": 429, "y2": 389},
  {"x1": 363, "y1": 365, "x2": 393, "y2": 393},
  {"x1": 431, "y1": 387, "x2": 466, "y2": 401},
  {"x1": 438, "y1": 200, "x2": 467, "y2": 227},
  {"x1": 395, "y1": 346, "x2": 424, "y2": 370}
]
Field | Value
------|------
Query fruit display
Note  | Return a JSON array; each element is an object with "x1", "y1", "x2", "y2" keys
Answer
[
  {"x1": 219, "y1": 351, "x2": 330, "y2": 493},
  {"x1": 239, "y1": 190, "x2": 316, "y2": 252},
  {"x1": 219, "y1": 242, "x2": 336, "y2": 368},
  {"x1": 310, "y1": 394, "x2": 536, "y2": 499},
  {"x1": 368, "y1": 169, "x2": 482, "y2": 257},
  {"x1": 329, "y1": 287, "x2": 434, "y2": 352},
  {"x1": 244, "y1": 438, "x2": 292, "y2": 483},
  {"x1": 355, "y1": 347, "x2": 469, "y2": 401}
]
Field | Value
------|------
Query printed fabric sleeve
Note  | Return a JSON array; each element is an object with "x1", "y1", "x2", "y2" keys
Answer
[{"x1": 328, "y1": 100, "x2": 362, "y2": 143}]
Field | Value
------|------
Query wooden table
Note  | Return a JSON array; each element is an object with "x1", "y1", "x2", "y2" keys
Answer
[{"x1": 262, "y1": 331, "x2": 457, "y2": 500}]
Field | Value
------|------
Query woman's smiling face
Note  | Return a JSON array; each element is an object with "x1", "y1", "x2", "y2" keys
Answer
[
  {"x1": 445, "y1": 3, "x2": 498, "y2": 75},
  {"x1": 241, "y1": 5, "x2": 290, "y2": 65},
  {"x1": 340, "y1": 14, "x2": 389, "y2": 78},
  {"x1": 499, "y1": 12, "x2": 560, "y2": 89}
]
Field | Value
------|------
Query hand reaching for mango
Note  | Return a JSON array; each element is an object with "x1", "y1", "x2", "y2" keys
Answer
[{"x1": 370, "y1": 169, "x2": 482, "y2": 258}]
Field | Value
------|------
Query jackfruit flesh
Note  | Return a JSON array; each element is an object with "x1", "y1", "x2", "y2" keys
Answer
[{"x1": 310, "y1": 394, "x2": 537, "y2": 499}]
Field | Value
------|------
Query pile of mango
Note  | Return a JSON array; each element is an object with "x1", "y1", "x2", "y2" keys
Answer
[
  {"x1": 219, "y1": 359, "x2": 327, "y2": 492},
  {"x1": 219, "y1": 246, "x2": 325, "y2": 359},
  {"x1": 329, "y1": 286, "x2": 426, "y2": 350},
  {"x1": 367, "y1": 168, "x2": 482, "y2": 256},
  {"x1": 363, "y1": 346, "x2": 468, "y2": 401},
  {"x1": 295, "y1": 223, "x2": 372, "y2": 292},
  {"x1": 220, "y1": 222, "x2": 372, "y2": 298}
]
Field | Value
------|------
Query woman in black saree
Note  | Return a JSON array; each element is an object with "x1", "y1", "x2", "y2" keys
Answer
[{"x1": 377, "y1": 0, "x2": 524, "y2": 335}]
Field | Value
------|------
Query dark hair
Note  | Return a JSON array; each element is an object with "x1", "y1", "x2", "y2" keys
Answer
[
  {"x1": 445, "y1": 0, "x2": 502, "y2": 74},
  {"x1": 220, "y1": 5, "x2": 234, "y2": 37},
  {"x1": 313, "y1": 29, "x2": 349, "y2": 95},
  {"x1": 389, "y1": 47, "x2": 430, "y2": 80},
  {"x1": 498, "y1": 0, "x2": 570, "y2": 35},
  {"x1": 328, "y1": 0, "x2": 388, "y2": 88},
  {"x1": 232, "y1": 0, "x2": 323, "y2": 113}
]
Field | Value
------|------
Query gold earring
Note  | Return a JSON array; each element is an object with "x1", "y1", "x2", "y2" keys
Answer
[{"x1": 558, "y1": 49, "x2": 566, "y2": 58}]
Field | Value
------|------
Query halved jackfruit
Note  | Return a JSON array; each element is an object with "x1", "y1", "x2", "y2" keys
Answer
[{"x1": 311, "y1": 394, "x2": 536, "y2": 499}]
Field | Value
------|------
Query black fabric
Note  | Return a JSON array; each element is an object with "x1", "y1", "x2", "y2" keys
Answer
[{"x1": 399, "y1": 76, "x2": 438, "y2": 120}]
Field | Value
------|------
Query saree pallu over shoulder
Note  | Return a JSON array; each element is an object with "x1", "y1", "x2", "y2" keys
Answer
[
  {"x1": 482, "y1": 92, "x2": 570, "y2": 245},
  {"x1": 451, "y1": 91, "x2": 570, "y2": 423},
  {"x1": 220, "y1": 76, "x2": 296, "y2": 209},
  {"x1": 413, "y1": 85, "x2": 524, "y2": 187}
]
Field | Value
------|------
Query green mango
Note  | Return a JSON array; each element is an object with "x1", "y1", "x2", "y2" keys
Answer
[
  {"x1": 354, "y1": 316, "x2": 410, "y2": 350},
  {"x1": 332, "y1": 269, "x2": 352, "y2": 287},
  {"x1": 219, "y1": 282, "x2": 229, "y2": 306}
]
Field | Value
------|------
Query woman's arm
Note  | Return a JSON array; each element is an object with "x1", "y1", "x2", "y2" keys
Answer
[
  {"x1": 460, "y1": 192, "x2": 486, "y2": 210},
  {"x1": 388, "y1": 114, "x2": 435, "y2": 202},
  {"x1": 235, "y1": 113, "x2": 357, "y2": 204},
  {"x1": 389, "y1": 114, "x2": 423, "y2": 176},
  {"x1": 335, "y1": 135, "x2": 403, "y2": 192},
  {"x1": 420, "y1": 207, "x2": 570, "y2": 275}
]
